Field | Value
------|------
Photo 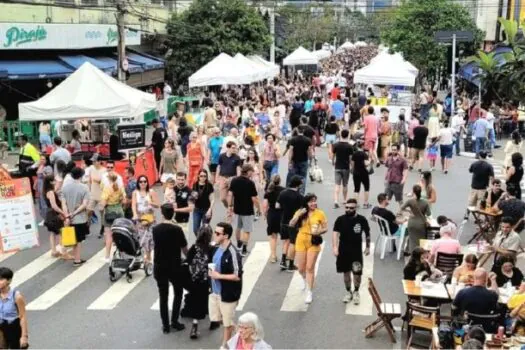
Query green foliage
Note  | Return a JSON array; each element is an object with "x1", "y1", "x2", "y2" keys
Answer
[
  {"x1": 380, "y1": 0, "x2": 484, "y2": 76},
  {"x1": 165, "y1": 0, "x2": 272, "y2": 85},
  {"x1": 468, "y1": 17, "x2": 525, "y2": 104}
]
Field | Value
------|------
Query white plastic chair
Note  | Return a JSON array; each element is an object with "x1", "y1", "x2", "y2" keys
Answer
[{"x1": 373, "y1": 214, "x2": 399, "y2": 260}]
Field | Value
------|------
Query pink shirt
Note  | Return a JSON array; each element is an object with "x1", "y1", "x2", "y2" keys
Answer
[
  {"x1": 363, "y1": 114, "x2": 379, "y2": 140},
  {"x1": 431, "y1": 238, "x2": 461, "y2": 258},
  {"x1": 408, "y1": 119, "x2": 419, "y2": 139}
]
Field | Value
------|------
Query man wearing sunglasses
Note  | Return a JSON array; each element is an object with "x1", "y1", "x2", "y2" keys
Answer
[
  {"x1": 209, "y1": 222, "x2": 243, "y2": 349},
  {"x1": 332, "y1": 198, "x2": 370, "y2": 305}
]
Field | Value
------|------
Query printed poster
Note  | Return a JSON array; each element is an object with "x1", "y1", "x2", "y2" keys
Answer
[{"x1": 0, "y1": 178, "x2": 39, "y2": 253}]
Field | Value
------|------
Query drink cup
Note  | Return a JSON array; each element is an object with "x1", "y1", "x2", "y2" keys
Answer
[{"x1": 208, "y1": 263, "x2": 216, "y2": 271}]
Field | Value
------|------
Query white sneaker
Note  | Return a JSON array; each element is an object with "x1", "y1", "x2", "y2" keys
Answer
[
  {"x1": 305, "y1": 290, "x2": 313, "y2": 304},
  {"x1": 38, "y1": 220, "x2": 45, "y2": 227},
  {"x1": 301, "y1": 278, "x2": 307, "y2": 291},
  {"x1": 342, "y1": 292, "x2": 352, "y2": 303},
  {"x1": 353, "y1": 291, "x2": 360, "y2": 305},
  {"x1": 103, "y1": 257, "x2": 110, "y2": 264}
]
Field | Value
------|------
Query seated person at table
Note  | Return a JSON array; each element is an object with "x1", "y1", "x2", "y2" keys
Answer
[
  {"x1": 452, "y1": 268, "x2": 499, "y2": 317},
  {"x1": 429, "y1": 225, "x2": 461, "y2": 264},
  {"x1": 491, "y1": 255, "x2": 524, "y2": 287},
  {"x1": 403, "y1": 247, "x2": 442, "y2": 280},
  {"x1": 490, "y1": 216, "x2": 521, "y2": 262},
  {"x1": 464, "y1": 325, "x2": 486, "y2": 345},
  {"x1": 508, "y1": 281, "x2": 525, "y2": 335},
  {"x1": 453, "y1": 254, "x2": 478, "y2": 285},
  {"x1": 461, "y1": 339, "x2": 483, "y2": 350},
  {"x1": 371, "y1": 193, "x2": 406, "y2": 236},
  {"x1": 485, "y1": 179, "x2": 504, "y2": 209},
  {"x1": 498, "y1": 184, "x2": 525, "y2": 232},
  {"x1": 437, "y1": 215, "x2": 457, "y2": 238}
]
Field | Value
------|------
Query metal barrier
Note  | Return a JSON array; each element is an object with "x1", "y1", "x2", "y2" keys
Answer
[{"x1": 0, "y1": 121, "x2": 39, "y2": 149}]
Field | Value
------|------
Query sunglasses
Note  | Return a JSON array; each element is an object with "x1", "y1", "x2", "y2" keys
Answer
[
  {"x1": 345, "y1": 206, "x2": 357, "y2": 210},
  {"x1": 199, "y1": 175, "x2": 207, "y2": 178},
  {"x1": 139, "y1": 180, "x2": 148, "y2": 184}
]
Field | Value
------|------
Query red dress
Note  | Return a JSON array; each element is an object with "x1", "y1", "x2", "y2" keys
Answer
[{"x1": 186, "y1": 142, "x2": 203, "y2": 188}]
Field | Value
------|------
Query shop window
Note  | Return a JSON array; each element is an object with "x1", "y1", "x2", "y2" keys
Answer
[
  {"x1": 55, "y1": 0, "x2": 75, "y2": 4},
  {"x1": 81, "y1": 0, "x2": 99, "y2": 5}
]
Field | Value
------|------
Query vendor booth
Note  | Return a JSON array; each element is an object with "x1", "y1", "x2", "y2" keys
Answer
[
  {"x1": 247, "y1": 55, "x2": 280, "y2": 78},
  {"x1": 370, "y1": 50, "x2": 419, "y2": 76},
  {"x1": 354, "y1": 59, "x2": 416, "y2": 123},
  {"x1": 18, "y1": 62, "x2": 158, "y2": 184},
  {"x1": 313, "y1": 49, "x2": 332, "y2": 60},
  {"x1": 337, "y1": 41, "x2": 355, "y2": 52},
  {"x1": 233, "y1": 53, "x2": 273, "y2": 81},
  {"x1": 283, "y1": 47, "x2": 319, "y2": 66},
  {"x1": 189, "y1": 53, "x2": 261, "y2": 87}
]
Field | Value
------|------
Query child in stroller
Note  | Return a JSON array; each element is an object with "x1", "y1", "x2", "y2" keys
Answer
[{"x1": 109, "y1": 218, "x2": 153, "y2": 282}]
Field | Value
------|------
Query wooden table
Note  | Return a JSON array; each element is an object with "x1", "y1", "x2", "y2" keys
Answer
[
  {"x1": 402, "y1": 279, "x2": 515, "y2": 304},
  {"x1": 467, "y1": 206, "x2": 502, "y2": 244}
]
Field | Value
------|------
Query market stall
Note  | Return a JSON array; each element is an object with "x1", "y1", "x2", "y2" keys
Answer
[
  {"x1": 18, "y1": 62, "x2": 158, "y2": 184},
  {"x1": 247, "y1": 55, "x2": 280, "y2": 78},
  {"x1": 283, "y1": 46, "x2": 319, "y2": 66},
  {"x1": 189, "y1": 53, "x2": 260, "y2": 87},
  {"x1": 233, "y1": 53, "x2": 272, "y2": 81},
  {"x1": 369, "y1": 50, "x2": 419, "y2": 76},
  {"x1": 354, "y1": 59, "x2": 416, "y2": 122}
]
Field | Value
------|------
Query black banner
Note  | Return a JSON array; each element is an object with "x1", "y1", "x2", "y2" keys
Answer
[{"x1": 117, "y1": 123, "x2": 145, "y2": 150}]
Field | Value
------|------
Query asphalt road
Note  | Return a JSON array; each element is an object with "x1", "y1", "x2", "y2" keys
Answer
[{"x1": 0, "y1": 145, "x2": 514, "y2": 349}]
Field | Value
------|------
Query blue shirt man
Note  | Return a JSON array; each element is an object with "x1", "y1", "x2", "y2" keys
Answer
[
  {"x1": 304, "y1": 99, "x2": 314, "y2": 113},
  {"x1": 473, "y1": 118, "x2": 490, "y2": 138},
  {"x1": 209, "y1": 134, "x2": 224, "y2": 165},
  {"x1": 331, "y1": 98, "x2": 345, "y2": 121}
]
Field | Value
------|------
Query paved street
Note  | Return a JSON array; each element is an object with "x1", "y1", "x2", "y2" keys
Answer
[{"x1": 0, "y1": 146, "x2": 518, "y2": 349}]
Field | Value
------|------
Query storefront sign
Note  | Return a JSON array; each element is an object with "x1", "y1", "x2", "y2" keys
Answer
[
  {"x1": 117, "y1": 123, "x2": 145, "y2": 150},
  {"x1": 0, "y1": 178, "x2": 39, "y2": 253},
  {"x1": 0, "y1": 23, "x2": 141, "y2": 50}
]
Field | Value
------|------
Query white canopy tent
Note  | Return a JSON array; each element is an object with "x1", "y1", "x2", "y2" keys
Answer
[
  {"x1": 283, "y1": 46, "x2": 319, "y2": 66},
  {"x1": 189, "y1": 53, "x2": 259, "y2": 87},
  {"x1": 355, "y1": 41, "x2": 368, "y2": 47},
  {"x1": 247, "y1": 55, "x2": 280, "y2": 79},
  {"x1": 233, "y1": 53, "x2": 270, "y2": 81},
  {"x1": 313, "y1": 49, "x2": 332, "y2": 60},
  {"x1": 353, "y1": 61, "x2": 416, "y2": 86},
  {"x1": 19, "y1": 62, "x2": 156, "y2": 121},
  {"x1": 337, "y1": 41, "x2": 355, "y2": 51},
  {"x1": 370, "y1": 50, "x2": 419, "y2": 75}
]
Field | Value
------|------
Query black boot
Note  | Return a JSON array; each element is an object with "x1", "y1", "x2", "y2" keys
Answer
[{"x1": 190, "y1": 323, "x2": 198, "y2": 339}]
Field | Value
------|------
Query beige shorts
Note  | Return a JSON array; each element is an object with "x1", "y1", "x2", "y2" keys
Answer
[
  {"x1": 219, "y1": 176, "x2": 232, "y2": 193},
  {"x1": 87, "y1": 199, "x2": 101, "y2": 212},
  {"x1": 468, "y1": 189, "x2": 487, "y2": 207},
  {"x1": 208, "y1": 293, "x2": 237, "y2": 327}
]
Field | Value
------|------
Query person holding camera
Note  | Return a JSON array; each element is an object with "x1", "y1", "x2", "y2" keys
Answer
[
  {"x1": 332, "y1": 198, "x2": 370, "y2": 306},
  {"x1": 289, "y1": 193, "x2": 328, "y2": 305}
]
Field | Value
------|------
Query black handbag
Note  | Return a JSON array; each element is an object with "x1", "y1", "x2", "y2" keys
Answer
[{"x1": 311, "y1": 234, "x2": 323, "y2": 246}]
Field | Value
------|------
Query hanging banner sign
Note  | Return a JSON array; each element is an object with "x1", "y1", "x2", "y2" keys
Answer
[
  {"x1": 117, "y1": 123, "x2": 146, "y2": 150},
  {"x1": 0, "y1": 178, "x2": 39, "y2": 253},
  {"x1": 0, "y1": 23, "x2": 141, "y2": 50}
]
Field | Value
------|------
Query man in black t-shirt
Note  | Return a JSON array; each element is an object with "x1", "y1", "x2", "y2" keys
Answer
[
  {"x1": 351, "y1": 142, "x2": 371, "y2": 208},
  {"x1": 150, "y1": 119, "x2": 167, "y2": 174},
  {"x1": 300, "y1": 116, "x2": 317, "y2": 146},
  {"x1": 332, "y1": 129, "x2": 354, "y2": 209},
  {"x1": 217, "y1": 141, "x2": 242, "y2": 208},
  {"x1": 371, "y1": 193, "x2": 400, "y2": 235},
  {"x1": 467, "y1": 151, "x2": 494, "y2": 211},
  {"x1": 286, "y1": 126, "x2": 313, "y2": 195},
  {"x1": 410, "y1": 119, "x2": 428, "y2": 172},
  {"x1": 152, "y1": 203, "x2": 188, "y2": 333},
  {"x1": 332, "y1": 198, "x2": 370, "y2": 305},
  {"x1": 173, "y1": 172, "x2": 194, "y2": 234},
  {"x1": 228, "y1": 164, "x2": 260, "y2": 257},
  {"x1": 276, "y1": 175, "x2": 304, "y2": 271}
]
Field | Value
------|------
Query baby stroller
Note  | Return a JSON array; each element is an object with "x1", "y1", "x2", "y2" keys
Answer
[{"x1": 109, "y1": 218, "x2": 153, "y2": 282}]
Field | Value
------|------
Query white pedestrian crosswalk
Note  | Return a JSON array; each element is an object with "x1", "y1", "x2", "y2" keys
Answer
[{"x1": 1, "y1": 238, "x2": 385, "y2": 315}]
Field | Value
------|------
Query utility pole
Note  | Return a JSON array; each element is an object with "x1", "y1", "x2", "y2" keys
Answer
[
  {"x1": 116, "y1": 0, "x2": 127, "y2": 83},
  {"x1": 451, "y1": 33, "x2": 456, "y2": 115},
  {"x1": 269, "y1": 7, "x2": 275, "y2": 63}
]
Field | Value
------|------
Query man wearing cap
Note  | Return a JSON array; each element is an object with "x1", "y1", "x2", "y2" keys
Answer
[{"x1": 151, "y1": 119, "x2": 167, "y2": 176}]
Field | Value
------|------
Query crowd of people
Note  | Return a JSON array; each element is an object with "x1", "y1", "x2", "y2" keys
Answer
[{"x1": 3, "y1": 44, "x2": 525, "y2": 349}]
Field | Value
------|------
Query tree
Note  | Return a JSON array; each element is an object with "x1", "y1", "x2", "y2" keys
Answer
[
  {"x1": 165, "y1": 0, "x2": 272, "y2": 86},
  {"x1": 380, "y1": 0, "x2": 484, "y2": 83}
]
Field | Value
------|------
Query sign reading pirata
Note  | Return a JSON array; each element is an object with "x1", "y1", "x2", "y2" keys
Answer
[
  {"x1": 0, "y1": 178, "x2": 39, "y2": 253},
  {"x1": 0, "y1": 23, "x2": 140, "y2": 50}
]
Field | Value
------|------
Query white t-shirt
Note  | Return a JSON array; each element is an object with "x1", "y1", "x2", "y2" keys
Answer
[
  {"x1": 486, "y1": 112, "x2": 495, "y2": 130},
  {"x1": 451, "y1": 115, "x2": 464, "y2": 133},
  {"x1": 101, "y1": 171, "x2": 124, "y2": 190},
  {"x1": 439, "y1": 127, "x2": 454, "y2": 145}
]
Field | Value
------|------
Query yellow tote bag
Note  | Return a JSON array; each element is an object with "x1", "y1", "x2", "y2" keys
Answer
[{"x1": 61, "y1": 226, "x2": 77, "y2": 247}]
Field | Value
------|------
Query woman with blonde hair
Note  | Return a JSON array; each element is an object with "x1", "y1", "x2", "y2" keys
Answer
[
  {"x1": 227, "y1": 312, "x2": 272, "y2": 350},
  {"x1": 100, "y1": 173, "x2": 126, "y2": 262}
]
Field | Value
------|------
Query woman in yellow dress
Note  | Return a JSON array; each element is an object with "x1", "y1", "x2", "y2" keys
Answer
[{"x1": 289, "y1": 193, "x2": 328, "y2": 305}]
